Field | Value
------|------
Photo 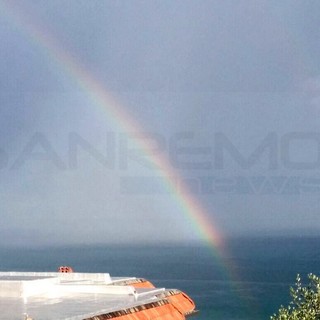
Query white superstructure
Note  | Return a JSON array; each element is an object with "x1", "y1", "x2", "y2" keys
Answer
[{"x1": 0, "y1": 271, "x2": 196, "y2": 319}]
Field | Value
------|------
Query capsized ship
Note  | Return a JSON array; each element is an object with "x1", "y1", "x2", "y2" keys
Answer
[{"x1": 0, "y1": 266, "x2": 197, "y2": 319}]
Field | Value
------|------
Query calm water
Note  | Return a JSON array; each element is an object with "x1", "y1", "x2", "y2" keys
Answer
[{"x1": 0, "y1": 237, "x2": 319, "y2": 319}]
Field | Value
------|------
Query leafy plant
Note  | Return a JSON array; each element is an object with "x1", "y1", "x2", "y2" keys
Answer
[{"x1": 271, "y1": 274, "x2": 320, "y2": 320}]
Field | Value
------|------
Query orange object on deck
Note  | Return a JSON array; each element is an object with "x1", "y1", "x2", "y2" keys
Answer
[
  {"x1": 128, "y1": 279, "x2": 155, "y2": 289},
  {"x1": 113, "y1": 278, "x2": 155, "y2": 288},
  {"x1": 58, "y1": 266, "x2": 74, "y2": 273}
]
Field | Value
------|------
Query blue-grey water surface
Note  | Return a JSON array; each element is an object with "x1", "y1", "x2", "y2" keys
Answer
[{"x1": 0, "y1": 237, "x2": 319, "y2": 319}]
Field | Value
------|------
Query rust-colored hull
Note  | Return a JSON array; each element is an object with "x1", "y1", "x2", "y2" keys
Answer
[
  {"x1": 115, "y1": 279, "x2": 196, "y2": 318},
  {"x1": 82, "y1": 290, "x2": 197, "y2": 319},
  {"x1": 156, "y1": 290, "x2": 196, "y2": 317},
  {"x1": 84, "y1": 300, "x2": 185, "y2": 320}
]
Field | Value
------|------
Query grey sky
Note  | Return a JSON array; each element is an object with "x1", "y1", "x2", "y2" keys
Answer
[{"x1": 0, "y1": 0, "x2": 320, "y2": 246}]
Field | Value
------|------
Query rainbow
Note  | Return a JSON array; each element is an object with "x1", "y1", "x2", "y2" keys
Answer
[
  {"x1": 0, "y1": 0, "x2": 249, "y2": 291},
  {"x1": 0, "y1": 0, "x2": 225, "y2": 249}
]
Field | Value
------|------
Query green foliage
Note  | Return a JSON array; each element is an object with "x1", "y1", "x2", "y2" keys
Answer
[{"x1": 271, "y1": 274, "x2": 320, "y2": 320}]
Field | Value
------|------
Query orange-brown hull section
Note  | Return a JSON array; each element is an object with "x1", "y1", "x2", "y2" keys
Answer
[
  {"x1": 84, "y1": 290, "x2": 197, "y2": 319},
  {"x1": 156, "y1": 290, "x2": 196, "y2": 316},
  {"x1": 84, "y1": 300, "x2": 185, "y2": 320}
]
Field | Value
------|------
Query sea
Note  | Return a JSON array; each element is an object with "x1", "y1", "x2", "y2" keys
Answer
[{"x1": 0, "y1": 236, "x2": 319, "y2": 320}]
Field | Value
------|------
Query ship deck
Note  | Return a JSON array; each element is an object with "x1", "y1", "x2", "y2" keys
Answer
[{"x1": 0, "y1": 272, "x2": 167, "y2": 319}]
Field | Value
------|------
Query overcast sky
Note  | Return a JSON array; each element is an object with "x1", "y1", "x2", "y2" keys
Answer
[{"x1": 0, "y1": 0, "x2": 320, "y2": 246}]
